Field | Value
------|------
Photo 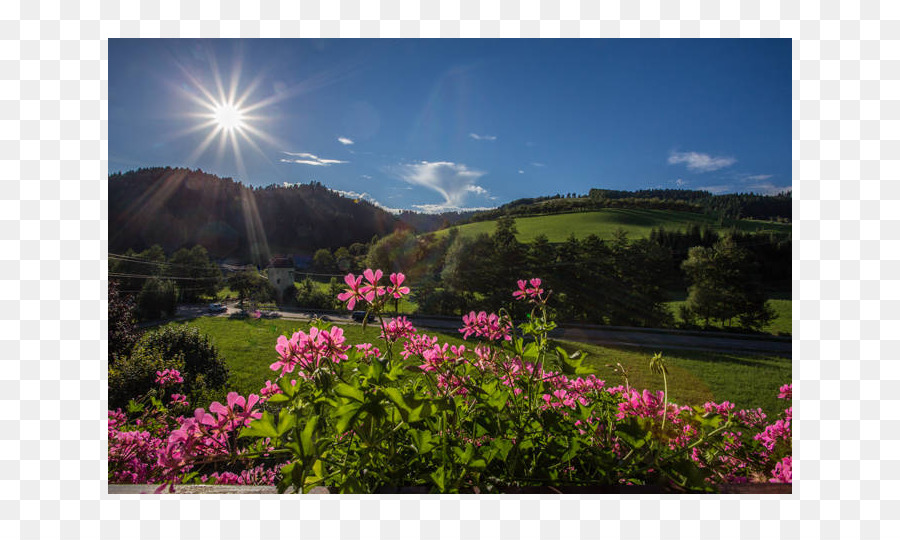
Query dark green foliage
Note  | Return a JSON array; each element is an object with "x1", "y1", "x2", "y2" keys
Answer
[
  {"x1": 136, "y1": 277, "x2": 177, "y2": 320},
  {"x1": 108, "y1": 281, "x2": 139, "y2": 361},
  {"x1": 294, "y1": 278, "x2": 332, "y2": 310},
  {"x1": 108, "y1": 343, "x2": 182, "y2": 410},
  {"x1": 226, "y1": 271, "x2": 272, "y2": 309},
  {"x1": 312, "y1": 249, "x2": 336, "y2": 273},
  {"x1": 109, "y1": 325, "x2": 231, "y2": 410},
  {"x1": 168, "y1": 245, "x2": 221, "y2": 302},
  {"x1": 138, "y1": 325, "x2": 230, "y2": 390},
  {"x1": 681, "y1": 237, "x2": 776, "y2": 330}
]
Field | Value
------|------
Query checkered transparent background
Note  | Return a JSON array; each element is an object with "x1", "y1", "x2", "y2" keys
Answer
[{"x1": 0, "y1": 0, "x2": 894, "y2": 538}]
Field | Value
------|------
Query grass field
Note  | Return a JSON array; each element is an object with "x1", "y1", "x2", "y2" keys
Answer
[
  {"x1": 431, "y1": 208, "x2": 790, "y2": 243},
  {"x1": 163, "y1": 316, "x2": 791, "y2": 418}
]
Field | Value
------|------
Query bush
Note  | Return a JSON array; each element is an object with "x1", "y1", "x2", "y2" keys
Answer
[
  {"x1": 108, "y1": 325, "x2": 230, "y2": 409},
  {"x1": 109, "y1": 345, "x2": 182, "y2": 410}
]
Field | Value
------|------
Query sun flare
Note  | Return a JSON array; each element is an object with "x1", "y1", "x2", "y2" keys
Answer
[{"x1": 212, "y1": 102, "x2": 246, "y2": 132}]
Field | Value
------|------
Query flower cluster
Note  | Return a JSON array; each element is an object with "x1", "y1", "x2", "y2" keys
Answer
[
  {"x1": 513, "y1": 278, "x2": 545, "y2": 303},
  {"x1": 356, "y1": 343, "x2": 381, "y2": 360},
  {"x1": 270, "y1": 326, "x2": 351, "y2": 377},
  {"x1": 155, "y1": 368, "x2": 184, "y2": 387},
  {"x1": 380, "y1": 316, "x2": 417, "y2": 342},
  {"x1": 459, "y1": 311, "x2": 512, "y2": 341},
  {"x1": 337, "y1": 269, "x2": 412, "y2": 311}
]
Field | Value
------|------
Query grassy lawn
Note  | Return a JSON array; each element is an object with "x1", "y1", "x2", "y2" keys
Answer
[
  {"x1": 564, "y1": 341, "x2": 791, "y2": 418},
  {"x1": 163, "y1": 317, "x2": 791, "y2": 419},
  {"x1": 432, "y1": 208, "x2": 791, "y2": 243}
]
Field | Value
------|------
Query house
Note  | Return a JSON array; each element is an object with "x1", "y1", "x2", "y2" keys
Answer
[{"x1": 267, "y1": 256, "x2": 295, "y2": 302}]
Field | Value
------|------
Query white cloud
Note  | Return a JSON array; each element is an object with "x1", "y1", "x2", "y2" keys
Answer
[
  {"x1": 668, "y1": 151, "x2": 736, "y2": 173},
  {"x1": 674, "y1": 178, "x2": 686, "y2": 187},
  {"x1": 469, "y1": 133, "x2": 497, "y2": 141},
  {"x1": 518, "y1": 170, "x2": 525, "y2": 174},
  {"x1": 412, "y1": 203, "x2": 496, "y2": 214},
  {"x1": 330, "y1": 189, "x2": 403, "y2": 214},
  {"x1": 338, "y1": 137, "x2": 354, "y2": 145},
  {"x1": 280, "y1": 152, "x2": 348, "y2": 166},
  {"x1": 396, "y1": 161, "x2": 490, "y2": 211},
  {"x1": 530, "y1": 162, "x2": 545, "y2": 168},
  {"x1": 741, "y1": 174, "x2": 773, "y2": 182}
]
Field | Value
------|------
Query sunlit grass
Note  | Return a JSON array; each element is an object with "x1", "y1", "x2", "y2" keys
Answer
[{"x1": 433, "y1": 208, "x2": 791, "y2": 243}]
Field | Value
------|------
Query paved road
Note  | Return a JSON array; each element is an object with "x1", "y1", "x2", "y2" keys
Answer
[{"x1": 170, "y1": 304, "x2": 791, "y2": 358}]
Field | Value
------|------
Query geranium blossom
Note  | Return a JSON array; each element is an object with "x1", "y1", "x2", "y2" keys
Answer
[
  {"x1": 386, "y1": 272, "x2": 411, "y2": 299},
  {"x1": 513, "y1": 278, "x2": 545, "y2": 302},
  {"x1": 155, "y1": 368, "x2": 183, "y2": 387},
  {"x1": 360, "y1": 268, "x2": 386, "y2": 301},
  {"x1": 459, "y1": 311, "x2": 512, "y2": 341},
  {"x1": 337, "y1": 273, "x2": 366, "y2": 310},
  {"x1": 380, "y1": 316, "x2": 417, "y2": 342},
  {"x1": 270, "y1": 326, "x2": 351, "y2": 377}
]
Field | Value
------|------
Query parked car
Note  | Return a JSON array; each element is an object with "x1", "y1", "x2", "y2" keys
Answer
[
  {"x1": 351, "y1": 311, "x2": 375, "y2": 323},
  {"x1": 207, "y1": 303, "x2": 227, "y2": 314}
]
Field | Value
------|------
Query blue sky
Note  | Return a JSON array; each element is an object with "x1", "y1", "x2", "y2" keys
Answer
[{"x1": 109, "y1": 39, "x2": 791, "y2": 213}]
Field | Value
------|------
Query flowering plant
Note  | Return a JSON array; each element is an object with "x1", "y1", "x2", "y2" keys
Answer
[{"x1": 109, "y1": 270, "x2": 791, "y2": 492}]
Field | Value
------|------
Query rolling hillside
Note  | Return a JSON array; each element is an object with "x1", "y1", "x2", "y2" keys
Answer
[{"x1": 431, "y1": 208, "x2": 791, "y2": 243}]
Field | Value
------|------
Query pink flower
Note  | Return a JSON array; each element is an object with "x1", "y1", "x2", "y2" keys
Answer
[
  {"x1": 386, "y1": 272, "x2": 411, "y2": 299},
  {"x1": 252, "y1": 309, "x2": 262, "y2": 319},
  {"x1": 337, "y1": 273, "x2": 366, "y2": 310},
  {"x1": 778, "y1": 384, "x2": 792, "y2": 400},
  {"x1": 356, "y1": 343, "x2": 381, "y2": 360},
  {"x1": 360, "y1": 268, "x2": 386, "y2": 301},
  {"x1": 169, "y1": 394, "x2": 189, "y2": 407},
  {"x1": 270, "y1": 327, "x2": 350, "y2": 378},
  {"x1": 259, "y1": 380, "x2": 283, "y2": 400},
  {"x1": 513, "y1": 278, "x2": 545, "y2": 302},
  {"x1": 770, "y1": 456, "x2": 792, "y2": 483},
  {"x1": 155, "y1": 369, "x2": 184, "y2": 387},
  {"x1": 459, "y1": 311, "x2": 512, "y2": 341},
  {"x1": 208, "y1": 392, "x2": 263, "y2": 432},
  {"x1": 380, "y1": 316, "x2": 417, "y2": 342}
]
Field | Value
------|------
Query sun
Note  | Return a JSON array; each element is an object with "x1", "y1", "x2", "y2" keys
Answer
[{"x1": 212, "y1": 102, "x2": 246, "y2": 132}]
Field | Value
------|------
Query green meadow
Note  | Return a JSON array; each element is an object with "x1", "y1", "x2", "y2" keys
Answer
[{"x1": 431, "y1": 208, "x2": 790, "y2": 243}]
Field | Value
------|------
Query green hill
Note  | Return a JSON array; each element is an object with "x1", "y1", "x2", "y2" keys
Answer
[{"x1": 431, "y1": 208, "x2": 790, "y2": 243}]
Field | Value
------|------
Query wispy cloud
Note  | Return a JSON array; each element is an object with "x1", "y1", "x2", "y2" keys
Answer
[
  {"x1": 412, "y1": 203, "x2": 496, "y2": 214},
  {"x1": 740, "y1": 174, "x2": 773, "y2": 182},
  {"x1": 530, "y1": 162, "x2": 545, "y2": 168},
  {"x1": 337, "y1": 137, "x2": 354, "y2": 145},
  {"x1": 674, "y1": 178, "x2": 686, "y2": 187},
  {"x1": 280, "y1": 151, "x2": 348, "y2": 166},
  {"x1": 397, "y1": 161, "x2": 491, "y2": 212},
  {"x1": 469, "y1": 133, "x2": 497, "y2": 141},
  {"x1": 668, "y1": 151, "x2": 736, "y2": 173},
  {"x1": 330, "y1": 189, "x2": 403, "y2": 214}
]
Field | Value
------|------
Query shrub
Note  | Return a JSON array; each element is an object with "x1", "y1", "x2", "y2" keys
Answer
[
  {"x1": 108, "y1": 326, "x2": 230, "y2": 409},
  {"x1": 136, "y1": 278, "x2": 177, "y2": 321}
]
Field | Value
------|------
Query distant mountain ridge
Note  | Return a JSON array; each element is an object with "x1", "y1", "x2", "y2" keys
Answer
[{"x1": 109, "y1": 167, "x2": 398, "y2": 264}]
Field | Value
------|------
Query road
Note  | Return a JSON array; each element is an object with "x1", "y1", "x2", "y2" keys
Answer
[{"x1": 168, "y1": 302, "x2": 791, "y2": 358}]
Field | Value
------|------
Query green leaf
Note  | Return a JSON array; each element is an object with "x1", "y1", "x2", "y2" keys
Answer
[
  {"x1": 277, "y1": 378, "x2": 298, "y2": 397},
  {"x1": 276, "y1": 411, "x2": 297, "y2": 437},
  {"x1": 300, "y1": 416, "x2": 318, "y2": 457},
  {"x1": 266, "y1": 393, "x2": 290, "y2": 405},
  {"x1": 334, "y1": 382, "x2": 365, "y2": 403},
  {"x1": 409, "y1": 429, "x2": 436, "y2": 455},
  {"x1": 452, "y1": 443, "x2": 475, "y2": 465},
  {"x1": 383, "y1": 387, "x2": 434, "y2": 423},
  {"x1": 430, "y1": 466, "x2": 446, "y2": 492},
  {"x1": 334, "y1": 401, "x2": 363, "y2": 434},
  {"x1": 238, "y1": 411, "x2": 279, "y2": 439}
]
